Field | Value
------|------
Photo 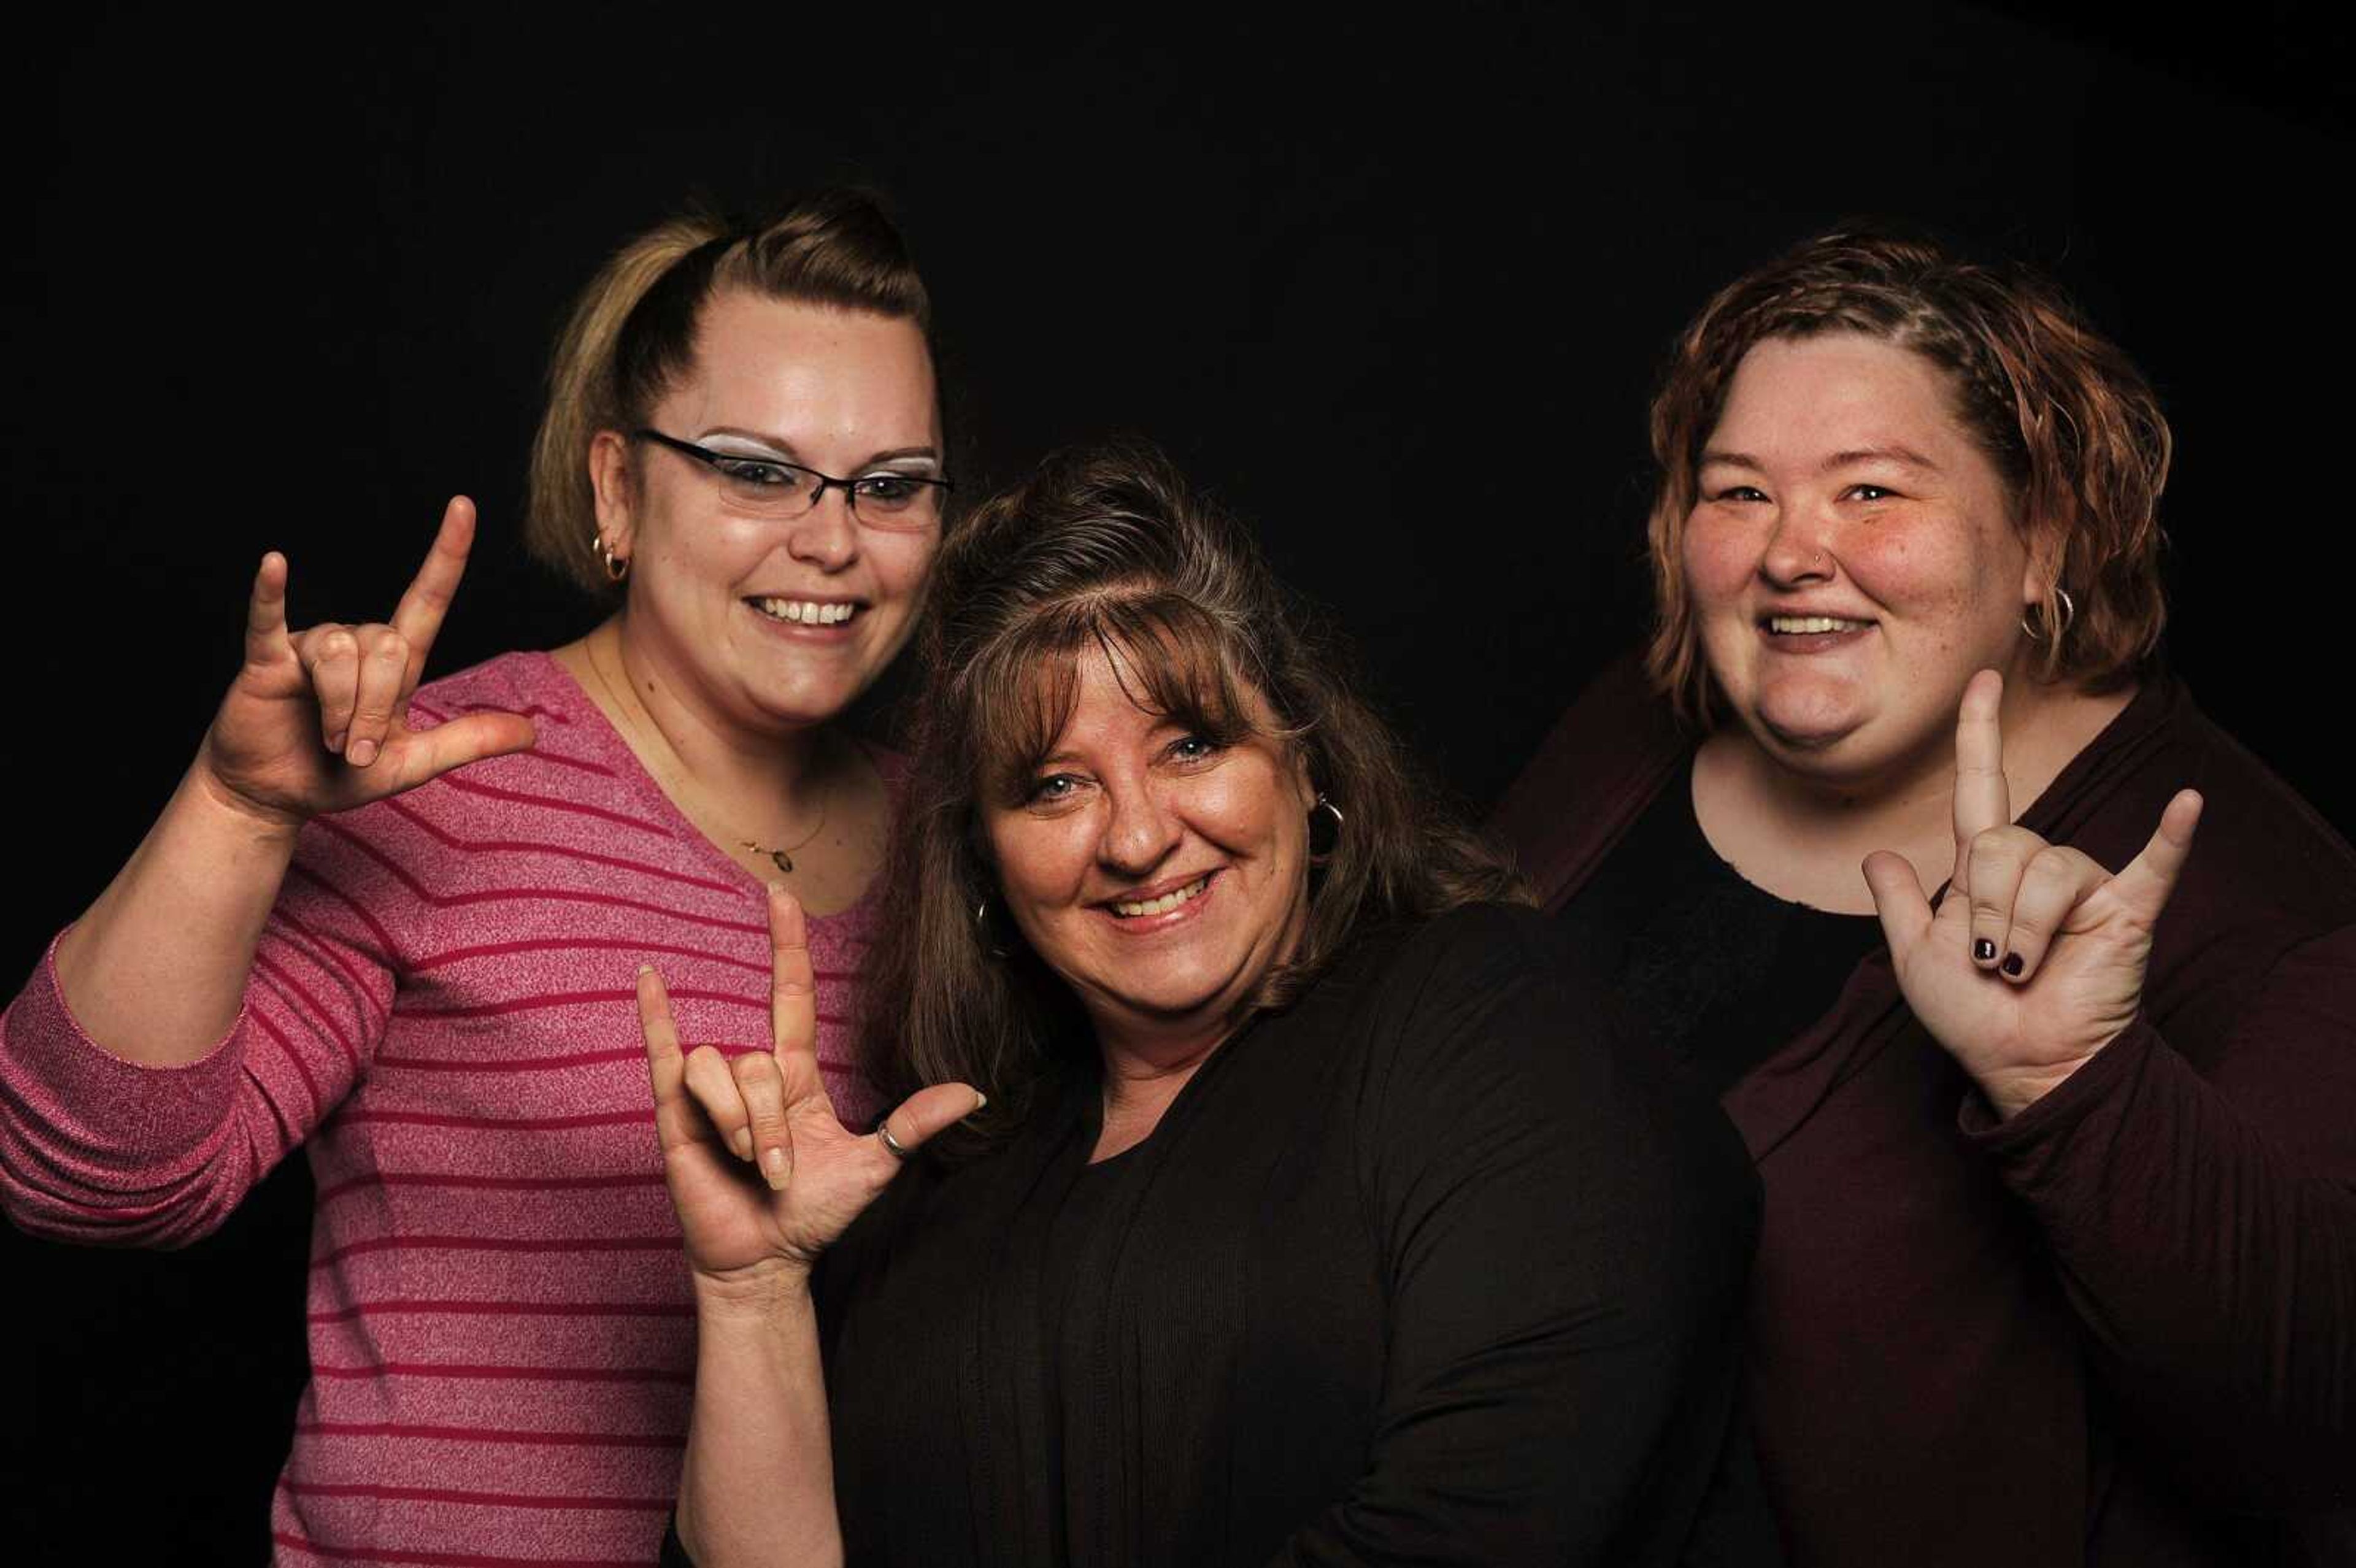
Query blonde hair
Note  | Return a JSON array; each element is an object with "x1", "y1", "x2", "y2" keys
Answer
[{"x1": 523, "y1": 190, "x2": 935, "y2": 596}]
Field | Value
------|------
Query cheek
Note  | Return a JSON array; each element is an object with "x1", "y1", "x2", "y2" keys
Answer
[
  {"x1": 1842, "y1": 525, "x2": 1993, "y2": 643},
  {"x1": 1681, "y1": 515, "x2": 1756, "y2": 612},
  {"x1": 983, "y1": 815, "x2": 1088, "y2": 916},
  {"x1": 866, "y1": 534, "x2": 940, "y2": 604}
]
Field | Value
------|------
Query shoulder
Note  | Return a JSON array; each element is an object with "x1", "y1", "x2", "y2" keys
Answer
[
  {"x1": 1353, "y1": 902, "x2": 1575, "y2": 1010},
  {"x1": 1490, "y1": 651, "x2": 1692, "y2": 908},
  {"x1": 407, "y1": 649, "x2": 589, "y2": 728},
  {"x1": 2089, "y1": 679, "x2": 2356, "y2": 931},
  {"x1": 1314, "y1": 902, "x2": 1606, "y2": 1082}
]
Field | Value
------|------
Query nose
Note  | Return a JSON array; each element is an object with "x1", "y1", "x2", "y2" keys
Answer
[
  {"x1": 784, "y1": 488, "x2": 861, "y2": 571},
  {"x1": 1757, "y1": 498, "x2": 1838, "y2": 586},
  {"x1": 1096, "y1": 773, "x2": 1184, "y2": 879}
]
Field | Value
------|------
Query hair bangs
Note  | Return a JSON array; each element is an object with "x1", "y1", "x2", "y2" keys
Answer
[{"x1": 963, "y1": 592, "x2": 1287, "y2": 809}]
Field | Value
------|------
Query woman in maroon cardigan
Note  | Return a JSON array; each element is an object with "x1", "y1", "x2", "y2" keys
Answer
[{"x1": 1492, "y1": 228, "x2": 2355, "y2": 1566}]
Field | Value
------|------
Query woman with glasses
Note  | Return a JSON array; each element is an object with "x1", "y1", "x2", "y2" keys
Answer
[{"x1": 0, "y1": 190, "x2": 951, "y2": 1566}]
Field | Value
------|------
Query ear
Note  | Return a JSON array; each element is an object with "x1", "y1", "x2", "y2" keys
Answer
[
  {"x1": 588, "y1": 429, "x2": 638, "y2": 557},
  {"x1": 1288, "y1": 744, "x2": 1320, "y2": 816}
]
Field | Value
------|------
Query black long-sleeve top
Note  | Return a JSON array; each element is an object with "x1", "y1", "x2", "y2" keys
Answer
[{"x1": 801, "y1": 904, "x2": 1769, "y2": 1566}]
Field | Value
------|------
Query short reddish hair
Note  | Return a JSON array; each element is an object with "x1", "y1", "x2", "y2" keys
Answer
[{"x1": 1644, "y1": 226, "x2": 2173, "y2": 723}]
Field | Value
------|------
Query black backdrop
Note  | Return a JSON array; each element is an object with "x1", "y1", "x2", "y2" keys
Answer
[{"x1": 7, "y1": 4, "x2": 2351, "y2": 1560}]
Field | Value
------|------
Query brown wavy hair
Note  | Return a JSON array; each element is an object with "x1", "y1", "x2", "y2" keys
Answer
[
  {"x1": 1645, "y1": 225, "x2": 2173, "y2": 724},
  {"x1": 524, "y1": 189, "x2": 938, "y2": 596},
  {"x1": 860, "y1": 439, "x2": 1525, "y2": 1150}
]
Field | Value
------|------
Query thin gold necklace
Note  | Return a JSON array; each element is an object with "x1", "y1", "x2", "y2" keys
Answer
[{"x1": 585, "y1": 633, "x2": 831, "y2": 875}]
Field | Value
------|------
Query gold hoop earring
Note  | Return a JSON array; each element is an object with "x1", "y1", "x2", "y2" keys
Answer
[{"x1": 591, "y1": 531, "x2": 629, "y2": 584}]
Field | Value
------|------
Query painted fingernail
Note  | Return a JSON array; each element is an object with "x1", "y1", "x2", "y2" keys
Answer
[
  {"x1": 731, "y1": 1128, "x2": 753, "y2": 1159},
  {"x1": 761, "y1": 1147, "x2": 788, "y2": 1188},
  {"x1": 348, "y1": 738, "x2": 379, "y2": 767},
  {"x1": 2001, "y1": 953, "x2": 2025, "y2": 977},
  {"x1": 1973, "y1": 939, "x2": 1996, "y2": 964}
]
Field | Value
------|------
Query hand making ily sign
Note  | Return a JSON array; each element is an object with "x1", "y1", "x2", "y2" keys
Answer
[
  {"x1": 1863, "y1": 669, "x2": 2205, "y2": 1120},
  {"x1": 200, "y1": 498, "x2": 539, "y2": 828},
  {"x1": 637, "y1": 885, "x2": 987, "y2": 1286}
]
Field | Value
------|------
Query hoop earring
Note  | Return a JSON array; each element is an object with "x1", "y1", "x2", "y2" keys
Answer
[
  {"x1": 2020, "y1": 586, "x2": 2075, "y2": 643},
  {"x1": 592, "y1": 531, "x2": 630, "y2": 584},
  {"x1": 1307, "y1": 794, "x2": 1344, "y2": 864},
  {"x1": 974, "y1": 896, "x2": 1011, "y2": 959}
]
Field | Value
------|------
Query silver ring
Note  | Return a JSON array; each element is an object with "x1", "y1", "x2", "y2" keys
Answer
[{"x1": 877, "y1": 1120, "x2": 910, "y2": 1160}]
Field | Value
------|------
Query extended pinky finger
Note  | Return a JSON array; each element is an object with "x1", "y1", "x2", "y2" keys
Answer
[
  {"x1": 636, "y1": 967, "x2": 701, "y2": 1154},
  {"x1": 244, "y1": 553, "x2": 294, "y2": 668}
]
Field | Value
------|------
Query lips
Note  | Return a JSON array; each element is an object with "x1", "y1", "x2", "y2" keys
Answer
[{"x1": 1107, "y1": 873, "x2": 1213, "y2": 918}]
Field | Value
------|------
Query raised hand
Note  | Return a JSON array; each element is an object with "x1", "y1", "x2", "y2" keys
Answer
[
  {"x1": 1862, "y1": 670, "x2": 2203, "y2": 1119},
  {"x1": 196, "y1": 497, "x2": 536, "y2": 828},
  {"x1": 640, "y1": 884, "x2": 984, "y2": 1285}
]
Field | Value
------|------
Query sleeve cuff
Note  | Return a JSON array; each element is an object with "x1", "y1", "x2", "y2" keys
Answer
[{"x1": 1956, "y1": 1015, "x2": 2162, "y2": 1149}]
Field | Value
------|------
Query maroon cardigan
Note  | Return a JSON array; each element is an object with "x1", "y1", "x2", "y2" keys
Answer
[{"x1": 1492, "y1": 659, "x2": 2356, "y2": 1567}]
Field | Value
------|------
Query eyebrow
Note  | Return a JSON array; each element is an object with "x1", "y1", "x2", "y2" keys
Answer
[
  {"x1": 695, "y1": 426, "x2": 944, "y2": 471},
  {"x1": 1698, "y1": 445, "x2": 1941, "y2": 475}
]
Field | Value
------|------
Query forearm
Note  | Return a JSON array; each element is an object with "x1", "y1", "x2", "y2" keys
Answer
[
  {"x1": 53, "y1": 755, "x2": 302, "y2": 1064},
  {"x1": 1972, "y1": 1018, "x2": 2356, "y2": 1501},
  {"x1": 678, "y1": 1269, "x2": 844, "y2": 1568}
]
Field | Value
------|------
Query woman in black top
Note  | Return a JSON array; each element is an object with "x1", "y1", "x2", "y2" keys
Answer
[{"x1": 639, "y1": 442, "x2": 1769, "y2": 1566}]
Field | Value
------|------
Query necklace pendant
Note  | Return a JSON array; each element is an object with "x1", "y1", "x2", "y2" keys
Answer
[{"x1": 768, "y1": 849, "x2": 795, "y2": 875}]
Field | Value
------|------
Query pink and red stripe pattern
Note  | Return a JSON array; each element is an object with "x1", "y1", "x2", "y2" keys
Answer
[{"x1": 0, "y1": 651, "x2": 889, "y2": 1566}]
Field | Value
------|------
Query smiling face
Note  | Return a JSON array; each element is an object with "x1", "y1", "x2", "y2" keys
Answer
[
  {"x1": 1682, "y1": 332, "x2": 2040, "y2": 788},
  {"x1": 982, "y1": 644, "x2": 1317, "y2": 1061},
  {"x1": 593, "y1": 290, "x2": 942, "y2": 737}
]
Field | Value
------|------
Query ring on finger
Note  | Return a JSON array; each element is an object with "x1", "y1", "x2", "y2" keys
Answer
[{"x1": 877, "y1": 1120, "x2": 910, "y2": 1160}]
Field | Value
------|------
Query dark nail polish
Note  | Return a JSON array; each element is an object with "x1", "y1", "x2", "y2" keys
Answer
[
  {"x1": 1973, "y1": 939, "x2": 1996, "y2": 964},
  {"x1": 2001, "y1": 953, "x2": 2025, "y2": 977}
]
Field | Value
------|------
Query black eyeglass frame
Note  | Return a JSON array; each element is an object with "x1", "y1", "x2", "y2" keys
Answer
[{"x1": 630, "y1": 428, "x2": 953, "y2": 523}]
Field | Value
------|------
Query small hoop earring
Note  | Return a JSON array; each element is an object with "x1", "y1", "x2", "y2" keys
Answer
[
  {"x1": 1307, "y1": 794, "x2": 1344, "y2": 864},
  {"x1": 2020, "y1": 585, "x2": 2076, "y2": 644},
  {"x1": 974, "y1": 896, "x2": 1010, "y2": 959},
  {"x1": 592, "y1": 531, "x2": 629, "y2": 584}
]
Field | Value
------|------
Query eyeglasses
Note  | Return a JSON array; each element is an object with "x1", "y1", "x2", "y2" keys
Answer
[{"x1": 631, "y1": 429, "x2": 951, "y2": 530}]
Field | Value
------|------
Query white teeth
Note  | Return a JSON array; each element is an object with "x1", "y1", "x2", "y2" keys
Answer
[
  {"x1": 1768, "y1": 615, "x2": 1866, "y2": 634},
  {"x1": 1111, "y1": 875, "x2": 1211, "y2": 918},
  {"x1": 753, "y1": 598, "x2": 856, "y2": 626}
]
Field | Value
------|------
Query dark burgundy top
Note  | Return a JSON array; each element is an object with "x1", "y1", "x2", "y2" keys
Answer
[{"x1": 1493, "y1": 659, "x2": 2356, "y2": 1567}]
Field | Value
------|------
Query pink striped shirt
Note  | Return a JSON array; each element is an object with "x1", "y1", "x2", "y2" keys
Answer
[{"x1": 0, "y1": 650, "x2": 888, "y2": 1567}]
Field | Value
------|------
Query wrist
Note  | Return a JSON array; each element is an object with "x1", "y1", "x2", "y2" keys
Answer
[
  {"x1": 1975, "y1": 1028, "x2": 2128, "y2": 1121},
  {"x1": 187, "y1": 748, "x2": 310, "y2": 842},
  {"x1": 691, "y1": 1258, "x2": 816, "y2": 1321}
]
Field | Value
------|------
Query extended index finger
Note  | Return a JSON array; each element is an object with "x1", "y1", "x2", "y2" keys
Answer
[
  {"x1": 389, "y1": 497, "x2": 478, "y2": 683},
  {"x1": 768, "y1": 884, "x2": 818, "y2": 1067},
  {"x1": 1951, "y1": 669, "x2": 2012, "y2": 872}
]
